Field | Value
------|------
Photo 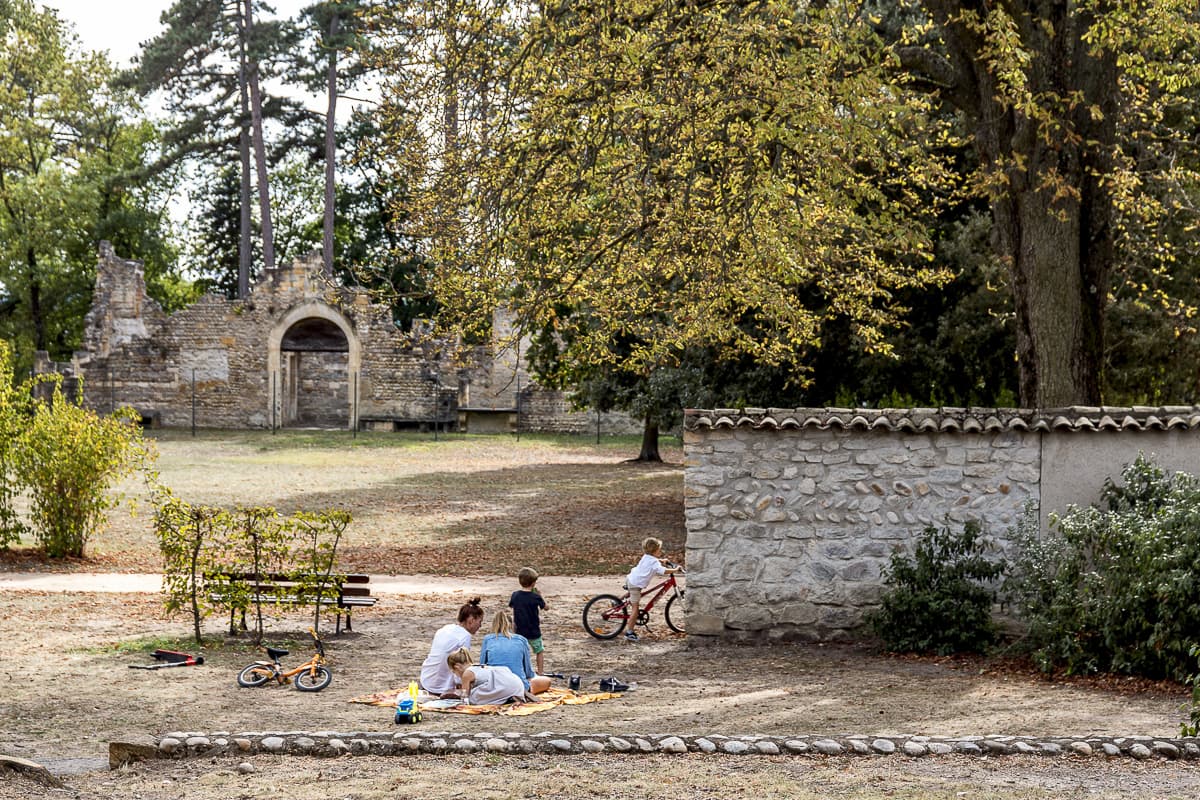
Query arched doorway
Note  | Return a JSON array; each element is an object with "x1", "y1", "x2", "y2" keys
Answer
[{"x1": 267, "y1": 304, "x2": 361, "y2": 430}]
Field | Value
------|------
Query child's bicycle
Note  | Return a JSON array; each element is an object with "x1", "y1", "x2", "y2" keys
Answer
[
  {"x1": 582, "y1": 563, "x2": 685, "y2": 639},
  {"x1": 236, "y1": 628, "x2": 333, "y2": 692}
]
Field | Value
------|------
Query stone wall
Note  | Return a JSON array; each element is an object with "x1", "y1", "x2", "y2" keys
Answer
[
  {"x1": 682, "y1": 407, "x2": 1200, "y2": 643},
  {"x1": 520, "y1": 390, "x2": 645, "y2": 436},
  {"x1": 54, "y1": 244, "x2": 626, "y2": 433}
]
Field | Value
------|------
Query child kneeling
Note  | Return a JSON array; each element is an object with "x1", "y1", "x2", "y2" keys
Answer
[{"x1": 446, "y1": 647, "x2": 529, "y2": 705}]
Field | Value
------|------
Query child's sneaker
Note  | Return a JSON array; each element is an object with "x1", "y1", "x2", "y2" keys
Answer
[{"x1": 624, "y1": 630, "x2": 639, "y2": 641}]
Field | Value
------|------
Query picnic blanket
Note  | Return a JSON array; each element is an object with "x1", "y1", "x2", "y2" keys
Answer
[{"x1": 349, "y1": 685, "x2": 622, "y2": 716}]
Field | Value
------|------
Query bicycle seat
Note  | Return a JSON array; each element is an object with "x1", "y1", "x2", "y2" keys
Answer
[{"x1": 266, "y1": 646, "x2": 289, "y2": 659}]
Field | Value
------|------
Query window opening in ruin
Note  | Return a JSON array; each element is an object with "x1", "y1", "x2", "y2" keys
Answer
[{"x1": 279, "y1": 318, "x2": 350, "y2": 428}]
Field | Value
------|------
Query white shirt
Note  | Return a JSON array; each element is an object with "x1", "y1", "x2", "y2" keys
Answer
[
  {"x1": 419, "y1": 623, "x2": 473, "y2": 693},
  {"x1": 627, "y1": 553, "x2": 666, "y2": 590}
]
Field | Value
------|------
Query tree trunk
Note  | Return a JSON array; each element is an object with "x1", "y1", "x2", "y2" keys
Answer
[
  {"x1": 322, "y1": 12, "x2": 340, "y2": 278},
  {"x1": 237, "y1": 22, "x2": 252, "y2": 299},
  {"x1": 928, "y1": 1, "x2": 1115, "y2": 408},
  {"x1": 27, "y1": 247, "x2": 45, "y2": 351},
  {"x1": 242, "y1": 0, "x2": 275, "y2": 272},
  {"x1": 635, "y1": 418, "x2": 662, "y2": 463}
]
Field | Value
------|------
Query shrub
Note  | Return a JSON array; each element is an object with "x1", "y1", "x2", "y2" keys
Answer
[
  {"x1": 154, "y1": 485, "x2": 354, "y2": 643},
  {"x1": 1183, "y1": 645, "x2": 1200, "y2": 738},
  {"x1": 0, "y1": 341, "x2": 31, "y2": 549},
  {"x1": 1006, "y1": 455, "x2": 1200, "y2": 681},
  {"x1": 868, "y1": 520, "x2": 1006, "y2": 655},
  {"x1": 13, "y1": 382, "x2": 147, "y2": 558}
]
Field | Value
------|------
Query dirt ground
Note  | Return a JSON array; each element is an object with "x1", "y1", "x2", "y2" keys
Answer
[
  {"x1": 1, "y1": 432, "x2": 1197, "y2": 798},
  {"x1": 1, "y1": 587, "x2": 1196, "y2": 799}
]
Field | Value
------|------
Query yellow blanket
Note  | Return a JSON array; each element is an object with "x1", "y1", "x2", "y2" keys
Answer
[{"x1": 349, "y1": 686, "x2": 621, "y2": 716}]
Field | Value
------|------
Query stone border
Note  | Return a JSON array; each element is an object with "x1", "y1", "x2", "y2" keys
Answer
[{"x1": 114, "y1": 732, "x2": 1200, "y2": 766}]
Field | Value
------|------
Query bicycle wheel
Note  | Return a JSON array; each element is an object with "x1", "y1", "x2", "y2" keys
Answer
[
  {"x1": 237, "y1": 663, "x2": 274, "y2": 688},
  {"x1": 294, "y1": 665, "x2": 333, "y2": 692},
  {"x1": 582, "y1": 594, "x2": 627, "y2": 639},
  {"x1": 664, "y1": 591, "x2": 685, "y2": 634}
]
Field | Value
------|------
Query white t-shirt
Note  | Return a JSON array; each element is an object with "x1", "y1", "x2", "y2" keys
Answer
[
  {"x1": 467, "y1": 664, "x2": 526, "y2": 705},
  {"x1": 419, "y1": 623, "x2": 473, "y2": 693},
  {"x1": 627, "y1": 553, "x2": 666, "y2": 590}
]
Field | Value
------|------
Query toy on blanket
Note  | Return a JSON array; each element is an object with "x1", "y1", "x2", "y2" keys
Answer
[{"x1": 394, "y1": 681, "x2": 422, "y2": 725}]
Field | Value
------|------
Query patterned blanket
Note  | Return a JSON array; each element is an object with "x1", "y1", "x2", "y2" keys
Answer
[{"x1": 349, "y1": 686, "x2": 621, "y2": 716}]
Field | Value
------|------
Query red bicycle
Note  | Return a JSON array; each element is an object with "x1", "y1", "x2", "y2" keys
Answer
[{"x1": 582, "y1": 564, "x2": 685, "y2": 639}]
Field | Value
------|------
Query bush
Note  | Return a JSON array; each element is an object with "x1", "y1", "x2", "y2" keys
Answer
[
  {"x1": 12, "y1": 382, "x2": 147, "y2": 558},
  {"x1": 0, "y1": 341, "x2": 31, "y2": 549},
  {"x1": 868, "y1": 520, "x2": 1006, "y2": 655},
  {"x1": 1006, "y1": 454, "x2": 1200, "y2": 681},
  {"x1": 1183, "y1": 645, "x2": 1200, "y2": 737},
  {"x1": 154, "y1": 483, "x2": 353, "y2": 643}
]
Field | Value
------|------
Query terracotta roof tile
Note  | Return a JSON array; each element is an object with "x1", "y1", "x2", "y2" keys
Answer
[{"x1": 683, "y1": 407, "x2": 1200, "y2": 433}]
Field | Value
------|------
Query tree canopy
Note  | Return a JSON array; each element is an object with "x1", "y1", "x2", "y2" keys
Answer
[
  {"x1": 371, "y1": 0, "x2": 1200, "y2": 411},
  {"x1": 373, "y1": 0, "x2": 958, "y2": 428},
  {"x1": 0, "y1": 0, "x2": 177, "y2": 370}
]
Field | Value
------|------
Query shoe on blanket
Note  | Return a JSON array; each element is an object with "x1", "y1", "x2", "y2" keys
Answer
[
  {"x1": 623, "y1": 631, "x2": 638, "y2": 641},
  {"x1": 599, "y1": 677, "x2": 630, "y2": 692}
]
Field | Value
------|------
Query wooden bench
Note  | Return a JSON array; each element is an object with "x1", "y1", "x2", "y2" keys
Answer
[{"x1": 207, "y1": 572, "x2": 376, "y2": 635}]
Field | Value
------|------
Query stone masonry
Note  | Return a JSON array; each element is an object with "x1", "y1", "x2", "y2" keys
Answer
[
  {"x1": 115, "y1": 730, "x2": 1199, "y2": 765},
  {"x1": 682, "y1": 406, "x2": 1200, "y2": 643},
  {"x1": 49, "y1": 243, "x2": 637, "y2": 433}
]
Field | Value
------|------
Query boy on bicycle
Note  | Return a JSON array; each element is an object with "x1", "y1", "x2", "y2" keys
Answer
[{"x1": 624, "y1": 537, "x2": 680, "y2": 641}]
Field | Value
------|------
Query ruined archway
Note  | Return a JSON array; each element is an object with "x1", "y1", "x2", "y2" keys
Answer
[{"x1": 267, "y1": 304, "x2": 361, "y2": 429}]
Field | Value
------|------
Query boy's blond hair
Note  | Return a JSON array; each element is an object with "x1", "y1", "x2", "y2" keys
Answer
[
  {"x1": 446, "y1": 647, "x2": 473, "y2": 671},
  {"x1": 517, "y1": 566, "x2": 539, "y2": 588},
  {"x1": 491, "y1": 610, "x2": 514, "y2": 636},
  {"x1": 642, "y1": 537, "x2": 663, "y2": 555}
]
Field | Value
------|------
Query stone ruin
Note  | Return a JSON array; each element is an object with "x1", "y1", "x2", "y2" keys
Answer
[{"x1": 42, "y1": 242, "x2": 635, "y2": 434}]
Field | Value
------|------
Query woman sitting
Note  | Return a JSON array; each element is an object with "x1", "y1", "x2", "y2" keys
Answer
[
  {"x1": 446, "y1": 647, "x2": 528, "y2": 705},
  {"x1": 479, "y1": 610, "x2": 551, "y2": 694},
  {"x1": 419, "y1": 598, "x2": 484, "y2": 698}
]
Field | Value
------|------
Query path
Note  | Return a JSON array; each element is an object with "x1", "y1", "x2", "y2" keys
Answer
[{"x1": 0, "y1": 572, "x2": 623, "y2": 597}]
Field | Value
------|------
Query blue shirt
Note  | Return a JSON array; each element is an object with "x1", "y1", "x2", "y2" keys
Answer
[
  {"x1": 479, "y1": 632, "x2": 534, "y2": 689},
  {"x1": 509, "y1": 589, "x2": 545, "y2": 639}
]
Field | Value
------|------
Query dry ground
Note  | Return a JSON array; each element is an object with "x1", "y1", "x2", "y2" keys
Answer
[
  {"x1": 3, "y1": 430, "x2": 686, "y2": 575},
  {"x1": 1, "y1": 431, "x2": 1197, "y2": 798}
]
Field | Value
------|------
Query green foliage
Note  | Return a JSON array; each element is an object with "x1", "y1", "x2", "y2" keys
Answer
[
  {"x1": 374, "y1": 0, "x2": 956, "y2": 381},
  {"x1": 0, "y1": 2, "x2": 181, "y2": 368},
  {"x1": 0, "y1": 340, "x2": 32, "y2": 548},
  {"x1": 1006, "y1": 455, "x2": 1200, "y2": 681},
  {"x1": 868, "y1": 520, "x2": 1006, "y2": 656},
  {"x1": 152, "y1": 483, "x2": 354, "y2": 643},
  {"x1": 1182, "y1": 644, "x2": 1200, "y2": 737},
  {"x1": 12, "y1": 383, "x2": 147, "y2": 558},
  {"x1": 154, "y1": 487, "x2": 224, "y2": 645}
]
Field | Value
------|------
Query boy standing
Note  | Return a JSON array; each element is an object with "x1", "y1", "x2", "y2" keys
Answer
[
  {"x1": 510, "y1": 566, "x2": 547, "y2": 673},
  {"x1": 624, "y1": 537, "x2": 680, "y2": 641}
]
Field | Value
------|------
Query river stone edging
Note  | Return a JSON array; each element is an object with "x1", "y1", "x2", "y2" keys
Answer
[{"x1": 123, "y1": 732, "x2": 1200, "y2": 765}]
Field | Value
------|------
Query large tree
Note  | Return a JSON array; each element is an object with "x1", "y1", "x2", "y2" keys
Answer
[
  {"x1": 128, "y1": 0, "x2": 299, "y2": 296},
  {"x1": 894, "y1": 0, "x2": 1200, "y2": 406},
  {"x1": 373, "y1": 0, "x2": 1200, "y2": 414},
  {"x1": 0, "y1": 0, "x2": 178, "y2": 368},
  {"x1": 373, "y1": 0, "x2": 957, "y2": 453},
  {"x1": 294, "y1": 0, "x2": 374, "y2": 277}
]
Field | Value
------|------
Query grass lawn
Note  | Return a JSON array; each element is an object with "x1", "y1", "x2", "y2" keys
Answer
[{"x1": 2, "y1": 428, "x2": 685, "y2": 575}]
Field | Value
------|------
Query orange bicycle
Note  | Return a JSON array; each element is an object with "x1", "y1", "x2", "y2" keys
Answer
[
  {"x1": 582, "y1": 564, "x2": 685, "y2": 639},
  {"x1": 236, "y1": 629, "x2": 332, "y2": 691}
]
